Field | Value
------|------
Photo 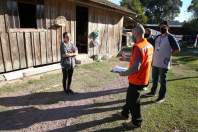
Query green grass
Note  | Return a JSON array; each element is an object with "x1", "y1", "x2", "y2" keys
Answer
[
  {"x1": 173, "y1": 47, "x2": 198, "y2": 71},
  {"x1": 141, "y1": 72, "x2": 198, "y2": 132}
]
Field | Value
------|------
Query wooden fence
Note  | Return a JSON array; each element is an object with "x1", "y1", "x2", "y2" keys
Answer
[{"x1": 0, "y1": 28, "x2": 62, "y2": 73}]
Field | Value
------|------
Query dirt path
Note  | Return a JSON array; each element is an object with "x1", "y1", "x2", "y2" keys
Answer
[{"x1": 0, "y1": 76, "x2": 129, "y2": 132}]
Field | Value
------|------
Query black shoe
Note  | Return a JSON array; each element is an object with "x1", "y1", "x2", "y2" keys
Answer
[
  {"x1": 122, "y1": 122, "x2": 142, "y2": 129},
  {"x1": 112, "y1": 112, "x2": 129, "y2": 120},
  {"x1": 156, "y1": 98, "x2": 165, "y2": 103},
  {"x1": 68, "y1": 89, "x2": 75, "y2": 95},
  {"x1": 64, "y1": 90, "x2": 70, "y2": 95}
]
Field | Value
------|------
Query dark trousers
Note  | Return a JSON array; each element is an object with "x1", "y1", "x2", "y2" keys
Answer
[
  {"x1": 151, "y1": 66, "x2": 168, "y2": 99},
  {"x1": 122, "y1": 84, "x2": 145, "y2": 126},
  {"x1": 62, "y1": 68, "x2": 74, "y2": 92}
]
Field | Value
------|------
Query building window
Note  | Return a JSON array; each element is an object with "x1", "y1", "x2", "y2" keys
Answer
[
  {"x1": 7, "y1": 0, "x2": 44, "y2": 29},
  {"x1": 18, "y1": 2, "x2": 37, "y2": 28}
]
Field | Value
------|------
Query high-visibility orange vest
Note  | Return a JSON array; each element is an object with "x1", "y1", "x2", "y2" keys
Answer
[{"x1": 128, "y1": 38, "x2": 154, "y2": 85}]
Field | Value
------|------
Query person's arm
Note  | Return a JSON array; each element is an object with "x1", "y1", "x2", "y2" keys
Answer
[
  {"x1": 65, "y1": 52, "x2": 76, "y2": 57},
  {"x1": 64, "y1": 44, "x2": 78, "y2": 57},
  {"x1": 119, "y1": 47, "x2": 142, "y2": 76},
  {"x1": 168, "y1": 34, "x2": 181, "y2": 55}
]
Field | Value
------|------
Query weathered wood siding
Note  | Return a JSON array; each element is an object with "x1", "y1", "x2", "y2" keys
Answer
[
  {"x1": 0, "y1": 0, "x2": 75, "y2": 73},
  {"x1": 0, "y1": 0, "x2": 125, "y2": 73},
  {"x1": 0, "y1": 29, "x2": 63, "y2": 73},
  {"x1": 88, "y1": 6, "x2": 124, "y2": 57},
  {"x1": 44, "y1": 0, "x2": 75, "y2": 43},
  {"x1": 0, "y1": 0, "x2": 7, "y2": 32}
]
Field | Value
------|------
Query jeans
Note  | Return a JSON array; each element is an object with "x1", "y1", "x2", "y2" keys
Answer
[
  {"x1": 62, "y1": 68, "x2": 74, "y2": 92},
  {"x1": 151, "y1": 66, "x2": 168, "y2": 99},
  {"x1": 122, "y1": 84, "x2": 145, "y2": 126}
]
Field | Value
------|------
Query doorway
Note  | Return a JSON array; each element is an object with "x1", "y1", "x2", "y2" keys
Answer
[{"x1": 76, "y1": 6, "x2": 88, "y2": 53}]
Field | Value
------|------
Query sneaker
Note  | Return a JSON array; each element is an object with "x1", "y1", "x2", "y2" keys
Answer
[
  {"x1": 112, "y1": 112, "x2": 129, "y2": 120},
  {"x1": 156, "y1": 98, "x2": 165, "y2": 103},
  {"x1": 122, "y1": 122, "x2": 142, "y2": 129}
]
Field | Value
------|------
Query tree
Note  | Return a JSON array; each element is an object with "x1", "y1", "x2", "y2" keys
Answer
[
  {"x1": 140, "y1": 0, "x2": 182, "y2": 23},
  {"x1": 188, "y1": 0, "x2": 198, "y2": 18},
  {"x1": 183, "y1": 18, "x2": 198, "y2": 34},
  {"x1": 120, "y1": 0, "x2": 148, "y2": 23},
  {"x1": 183, "y1": 0, "x2": 198, "y2": 34}
]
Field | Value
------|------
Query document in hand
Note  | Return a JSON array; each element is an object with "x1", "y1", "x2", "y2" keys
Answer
[{"x1": 111, "y1": 66, "x2": 128, "y2": 73}]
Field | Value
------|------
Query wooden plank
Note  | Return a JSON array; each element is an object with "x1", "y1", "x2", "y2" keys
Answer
[
  {"x1": 56, "y1": 28, "x2": 62, "y2": 61},
  {"x1": 33, "y1": 32, "x2": 41, "y2": 65},
  {"x1": 44, "y1": 0, "x2": 51, "y2": 28},
  {"x1": 51, "y1": 29, "x2": 57, "y2": 62},
  {"x1": 13, "y1": 1, "x2": 20, "y2": 28},
  {"x1": 6, "y1": 0, "x2": 19, "y2": 29},
  {"x1": 46, "y1": 30, "x2": 52, "y2": 63},
  {"x1": 0, "y1": 33, "x2": 12, "y2": 71},
  {"x1": 50, "y1": 0, "x2": 56, "y2": 27},
  {"x1": 119, "y1": 16, "x2": 124, "y2": 51},
  {"x1": 60, "y1": 0, "x2": 66, "y2": 35},
  {"x1": 40, "y1": 31, "x2": 47, "y2": 64},
  {"x1": 88, "y1": 7, "x2": 94, "y2": 57},
  {"x1": 70, "y1": 1, "x2": 75, "y2": 43},
  {"x1": 36, "y1": 4, "x2": 42, "y2": 28},
  {"x1": 9, "y1": 32, "x2": 20, "y2": 70},
  {"x1": 104, "y1": 11, "x2": 109, "y2": 55},
  {"x1": 0, "y1": 33, "x2": 5, "y2": 72},
  {"x1": 93, "y1": 8, "x2": 99, "y2": 56},
  {"x1": 113, "y1": 16, "x2": 117, "y2": 54},
  {"x1": 30, "y1": 32, "x2": 36, "y2": 66},
  {"x1": 4, "y1": 7, "x2": 11, "y2": 31},
  {"x1": 112, "y1": 15, "x2": 116, "y2": 55},
  {"x1": 98, "y1": 10, "x2": 106, "y2": 55},
  {"x1": 108, "y1": 12, "x2": 114, "y2": 55},
  {"x1": 17, "y1": 32, "x2": 27, "y2": 68},
  {"x1": 0, "y1": 0, "x2": 6, "y2": 32},
  {"x1": 66, "y1": 2, "x2": 72, "y2": 33},
  {"x1": 24, "y1": 32, "x2": 33, "y2": 67}
]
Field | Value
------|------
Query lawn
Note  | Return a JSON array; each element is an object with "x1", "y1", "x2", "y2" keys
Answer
[{"x1": 0, "y1": 47, "x2": 197, "y2": 132}]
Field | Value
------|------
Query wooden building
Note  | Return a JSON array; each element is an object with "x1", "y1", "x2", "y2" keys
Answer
[{"x1": 0, "y1": 0, "x2": 136, "y2": 73}]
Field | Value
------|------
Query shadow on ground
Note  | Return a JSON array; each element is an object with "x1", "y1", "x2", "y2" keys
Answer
[
  {"x1": 0, "y1": 88, "x2": 127, "y2": 107},
  {"x1": 0, "y1": 87, "x2": 129, "y2": 131}
]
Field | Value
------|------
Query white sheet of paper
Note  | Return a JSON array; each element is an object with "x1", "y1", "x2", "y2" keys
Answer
[{"x1": 111, "y1": 66, "x2": 128, "y2": 73}]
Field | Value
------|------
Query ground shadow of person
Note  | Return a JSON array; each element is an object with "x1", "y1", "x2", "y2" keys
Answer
[
  {"x1": 0, "y1": 87, "x2": 127, "y2": 107},
  {"x1": 0, "y1": 99, "x2": 125, "y2": 131}
]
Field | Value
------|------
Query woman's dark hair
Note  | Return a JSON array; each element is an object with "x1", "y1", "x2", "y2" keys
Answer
[{"x1": 63, "y1": 32, "x2": 68, "y2": 38}]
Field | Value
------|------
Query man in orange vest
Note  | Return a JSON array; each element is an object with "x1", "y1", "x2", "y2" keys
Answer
[{"x1": 118, "y1": 24, "x2": 154, "y2": 129}]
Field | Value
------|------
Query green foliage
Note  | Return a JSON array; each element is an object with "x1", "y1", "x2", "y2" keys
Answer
[
  {"x1": 183, "y1": 18, "x2": 198, "y2": 34},
  {"x1": 140, "y1": 0, "x2": 182, "y2": 23},
  {"x1": 182, "y1": 0, "x2": 198, "y2": 34},
  {"x1": 120, "y1": 0, "x2": 148, "y2": 23},
  {"x1": 188, "y1": 0, "x2": 198, "y2": 18}
]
